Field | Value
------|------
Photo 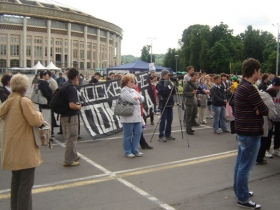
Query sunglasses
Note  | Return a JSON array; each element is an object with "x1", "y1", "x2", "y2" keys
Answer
[{"x1": 41, "y1": 71, "x2": 47, "y2": 75}]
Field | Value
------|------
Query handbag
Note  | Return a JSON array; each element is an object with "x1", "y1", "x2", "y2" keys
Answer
[
  {"x1": 230, "y1": 120, "x2": 236, "y2": 134},
  {"x1": 207, "y1": 97, "x2": 212, "y2": 106},
  {"x1": 33, "y1": 121, "x2": 52, "y2": 148},
  {"x1": 31, "y1": 85, "x2": 48, "y2": 105},
  {"x1": 114, "y1": 96, "x2": 134, "y2": 116},
  {"x1": 228, "y1": 94, "x2": 234, "y2": 107},
  {"x1": 19, "y1": 97, "x2": 52, "y2": 148}
]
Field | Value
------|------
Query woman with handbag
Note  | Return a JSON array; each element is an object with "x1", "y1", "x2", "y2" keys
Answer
[
  {"x1": 0, "y1": 74, "x2": 44, "y2": 210},
  {"x1": 38, "y1": 70, "x2": 53, "y2": 137},
  {"x1": 197, "y1": 77, "x2": 210, "y2": 124},
  {"x1": 119, "y1": 74, "x2": 144, "y2": 158}
]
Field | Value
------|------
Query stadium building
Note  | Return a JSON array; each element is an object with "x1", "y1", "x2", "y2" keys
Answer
[{"x1": 0, "y1": 0, "x2": 123, "y2": 72}]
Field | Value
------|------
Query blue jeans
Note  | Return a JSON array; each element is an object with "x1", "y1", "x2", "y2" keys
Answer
[
  {"x1": 122, "y1": 122, "x2": 142, "y2": 155},
  {"x1": 212, "y1": 105, "x2": 227, "y2": 132},
  {"x1": 234, "y1": 135, "x2": 261, "y2": 203},
  {"x1": 159, "y1": 107, "x2": 173, "y2": 137}
]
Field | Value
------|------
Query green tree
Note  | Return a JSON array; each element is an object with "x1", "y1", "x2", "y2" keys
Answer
[
  {"x1": 208, "y1": 40, "x2": 231, "y2": 73},
  {"x1": 140, "y1": 45, "x2": 155, "y2": 63},
  {"x1": 163, "y1": 48, "x2": 178, "y2": 72}
]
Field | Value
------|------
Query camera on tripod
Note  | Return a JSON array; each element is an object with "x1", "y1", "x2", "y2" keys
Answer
[{"x1": 170, "y1": 74, "x2": 184, "y2": 82}]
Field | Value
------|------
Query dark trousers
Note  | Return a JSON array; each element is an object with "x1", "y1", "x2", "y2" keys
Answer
[
  {"x1": 159, "y1": 107, "x2": 173, "y2": 137},
  {"x1": 11, "y1": 168, "x2": 35, "y2": 210},
  {"x1": 185, "y1": 105, "x2": 194, "y2": 131},
  {"x1": 150, "y1": 112, "x2": 154, "y2": 123},
  {"x1": 274, "y1": 122, "x2": 280, "y2": 149},
  {"x1": 139, "y1": 132, "x2": 149, "y2": 148},
  {"x1": 257, "y1": 129, "x2": 273, "y2": 162}
]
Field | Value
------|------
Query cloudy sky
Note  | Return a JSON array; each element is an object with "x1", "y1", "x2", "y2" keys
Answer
[{"x1": 39, "y1": 0, "x2": 279, "y2": 56}]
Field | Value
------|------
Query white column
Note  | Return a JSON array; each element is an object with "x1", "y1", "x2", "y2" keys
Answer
[
  {"x1": 97, "y1": 29, "x2": 100, "y2": 69},
  {"x1": 23, "y1": 17, "x2": 27, "y2": 67},
  {"x1": 84, "y1": 26, "x2": 87, "y2": 70},
  {"x1": 47, "y1": 20, "x2": 51, "y2": 65},
  {"x1": 106, "y1": 31, "x2": 109, "y2": 67},
  {"x1": 90, "y1": 42, "x2": 93, "y2": 69},
  {"x1": 67, "y1": 23, "x2": 71, "y2": 68},
  {"x1": 113, "y1": 34, "x2": 116, "y2": 63},
  {"x1": 7, "y1": 33, "x2": 10, "y2": 68},
  {"x1": 117, "y1": 37, "x2": 121, "y2": 65}
]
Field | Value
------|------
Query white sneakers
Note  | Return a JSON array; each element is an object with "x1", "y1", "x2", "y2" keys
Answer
[
  {"x1": 135, "y1": 152, "x2": 143, "y2": 157},
  {"x1": 126, "y1": 154, "x2": 135, "y2": 158},
  {"x1": 126, "y1": 152, "x2": 143, "y2": 158},
  {"x1": 272, "y1": 149, "x2": 280, "y2": 157},
  {"x1": 265, "y1": 150, "x2": 273, "y2": 158}
]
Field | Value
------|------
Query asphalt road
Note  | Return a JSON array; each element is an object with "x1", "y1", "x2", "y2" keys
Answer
[{"x1": 0, "y1": 75, "x2": 280, "y2": 210}]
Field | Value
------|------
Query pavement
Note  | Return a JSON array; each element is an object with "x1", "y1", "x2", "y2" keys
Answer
[{"x1": 0, "y1": 76, "x2": 280, "y2": 210}]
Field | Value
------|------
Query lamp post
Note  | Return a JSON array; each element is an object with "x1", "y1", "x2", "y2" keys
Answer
[
  {"x1": 114, "y1": 56, "x2": 116, "y2": 66},
  {"x1": 147, "y1": 37, "x2": 156, "y2": 63},
  {"x1": 273, "y1": 23, "x2": 280, "y2": 76},
  {"x1": 175, "y1": 55, "x2": 179, "y2": 73}
]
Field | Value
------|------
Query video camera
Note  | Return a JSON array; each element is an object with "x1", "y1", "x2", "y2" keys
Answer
[{"x1": 170, "y1": 74, "x2": 184, "y2": 85}]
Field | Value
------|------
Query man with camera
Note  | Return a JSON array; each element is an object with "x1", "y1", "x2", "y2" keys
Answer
[
  {"x1": 183, "y1": 72, "x2": 199, "y2": 135},
  {"x1": 156, "y1": 69, "x2": 176, "y2": 142}
]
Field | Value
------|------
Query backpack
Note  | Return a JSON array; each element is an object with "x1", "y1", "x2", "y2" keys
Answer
[{"x1": 49, "y1": 84, "x2": 73, "y2": 114}]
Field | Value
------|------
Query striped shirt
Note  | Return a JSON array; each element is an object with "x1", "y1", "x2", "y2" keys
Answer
[{"x1": 234, "y1": 79, "x2": 268, "y2": 136}]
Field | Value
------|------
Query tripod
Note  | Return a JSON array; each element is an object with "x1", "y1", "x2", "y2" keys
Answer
[
  {"x1": 149, "y1": 80, "x2": 190, "y2": 147},
  {"x1": 175, "y1": 86, "x2": 190, "y2": 147}
]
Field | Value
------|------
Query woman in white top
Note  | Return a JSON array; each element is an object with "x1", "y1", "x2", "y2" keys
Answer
[{"x1": 119, "y1": 74, "x2": 144, "y2": 158}]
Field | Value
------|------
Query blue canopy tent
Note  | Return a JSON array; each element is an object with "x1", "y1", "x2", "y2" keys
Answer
[{"x1": 106, "y1": 60, "x2": 173, "y2": 75}]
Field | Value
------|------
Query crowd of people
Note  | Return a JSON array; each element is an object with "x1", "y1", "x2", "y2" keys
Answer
[{"x1": 1, "y1": 58, "x2": 280, "y2": 209}]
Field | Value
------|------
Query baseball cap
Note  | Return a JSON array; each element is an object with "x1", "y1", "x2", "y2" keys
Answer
[
  {"x1": 272, "y1": 77, "x2": 280, "y2": 86},
  {"x1": 161, "y1": 69, "x2": 170, "y2": 77}
]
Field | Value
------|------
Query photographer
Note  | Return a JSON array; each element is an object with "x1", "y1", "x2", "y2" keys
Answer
[
  {"x1": 156, "y1": 69, "x2": 176, "y2": 142},
  {"x1": 183, "y1": 72, "x2": 199, "y2": 135}
]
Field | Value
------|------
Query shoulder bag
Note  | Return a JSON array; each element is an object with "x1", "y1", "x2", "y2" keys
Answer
[
  {"x1": 114, "y1": 96, "x2": 134, "y2": 116},
  {"x1": 31, "y1": 86, "x2": 48, "y2": 105},
  {"x1": 19, "y1": 98, "x2": 52, "y2": 148},
  {"x1": 31, "y1": 84, "x2": 48, "y2": 105},
  {"x1": 228, "y1": 93, "x2": 234, "y2": 107}
]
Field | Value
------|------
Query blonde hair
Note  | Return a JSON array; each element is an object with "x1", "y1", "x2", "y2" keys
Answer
[
  {"x1": 11, "y1": 73, "x2": 29, "y2": 94},
  {"x1": 120, "y1": 73, "x2": 135, "y2": 88}
]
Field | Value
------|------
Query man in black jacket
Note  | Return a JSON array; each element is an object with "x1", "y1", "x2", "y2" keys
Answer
[
  {"x1": 0, "y1": 74, "x2": 12, "y2": 103},
  {"x1": 156, "y1": 69, "x2": 176, "y2": 142},
  {"x1": 210, "y1": 75, "x2": 229, "y2": 134}
]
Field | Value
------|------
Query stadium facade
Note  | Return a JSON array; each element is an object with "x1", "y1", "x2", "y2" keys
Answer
[{"x1": 0, "y1": 0, "x2": 123, "y2": 71}]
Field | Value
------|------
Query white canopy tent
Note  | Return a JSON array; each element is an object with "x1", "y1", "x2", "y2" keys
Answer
[
  {"x1": 46, "y1": 61, "x2": 62, "y2": 74},
  {"x1": 46, "y1": 61, "x2": 61, "y2": 70},
  {"x1": 32, "y1": 61, "x2": 46, "y2": 71},
  {"x1": 32, "y1": 61, "x2": 47, "y2": 75}
]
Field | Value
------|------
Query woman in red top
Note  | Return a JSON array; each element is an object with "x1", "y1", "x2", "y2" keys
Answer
[{"x1": 134, "y1": 83, "x2": 153, "y2": 149}]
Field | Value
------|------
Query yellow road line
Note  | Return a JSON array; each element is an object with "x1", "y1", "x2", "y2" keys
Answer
[
  {"x1": 0, "y1": 176, "x2": 113, "y2": 199},
  {"x1": 119, "y1": 152, "x2": 237, "y2": 177},
  {"x1": 0, "y1": 152, "x2": 237, "y2": 199}
]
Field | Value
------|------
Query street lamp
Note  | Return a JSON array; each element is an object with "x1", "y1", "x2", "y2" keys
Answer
[
  {"x1": 113, "y1": 55, "x2": 116, "y2": 66},
  {"x1": 272, "y1": 23, "x2": 280, "y2": 76},
  {"x1": 147, "y1": 37, "x2": 156, "y2": 63},
  {"x1": 175, "y1": 55, "x2": 179, "y2": 73}
]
